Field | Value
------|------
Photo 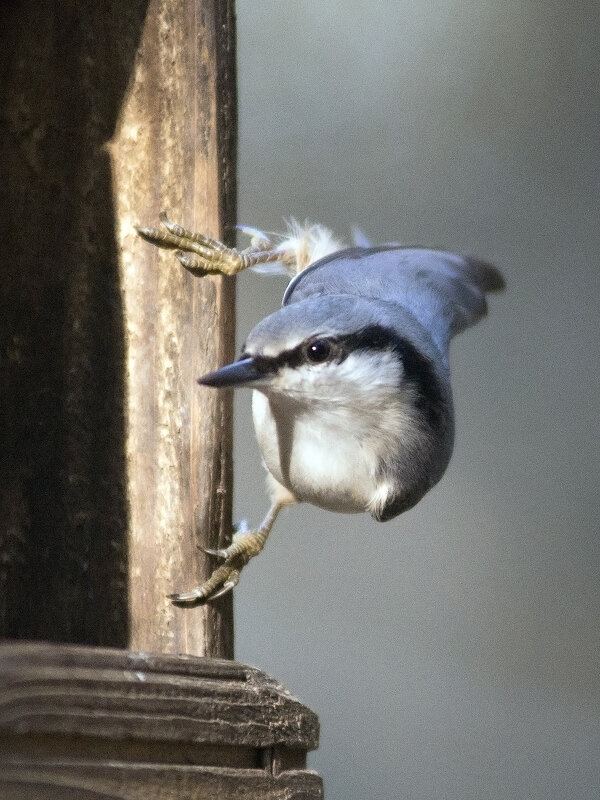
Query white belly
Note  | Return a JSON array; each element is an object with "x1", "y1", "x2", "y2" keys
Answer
[{"x1": 252, "y1": 390, "x2": 380, "y2": 514}]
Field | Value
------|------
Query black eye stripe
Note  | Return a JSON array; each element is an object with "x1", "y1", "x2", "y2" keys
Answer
[
  {"x1": 246, "y1": 325, "x2": 424, "y2": 371},
  {"x1": 243, "y1": 324, "x2": 443, "y2": 427}
]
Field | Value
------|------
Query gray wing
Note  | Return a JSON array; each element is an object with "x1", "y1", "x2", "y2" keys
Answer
[{"x1": 283, "y1": 246, "x2": 504, "y2": 353}]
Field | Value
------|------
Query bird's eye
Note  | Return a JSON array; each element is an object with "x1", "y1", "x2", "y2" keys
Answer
[{"x1": 304, "y1": 338, "x2": 333, "y2": 364}]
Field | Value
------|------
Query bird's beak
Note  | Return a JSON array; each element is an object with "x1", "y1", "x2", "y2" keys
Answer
[{"x1": 198, "y1": 357, "x2": 265, "y2": 388}]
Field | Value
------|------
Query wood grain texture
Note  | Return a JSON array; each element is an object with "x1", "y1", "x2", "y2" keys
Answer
[
  {"x1": 111, "y1": 0, "x2": 237, "y2": 657},
  {"x1": 0, "y1": 642, "x2": 320, "y2": 750},
  {"x1": 0, "y1": 0, "x2": 237, "y2": 656},
  {"x1": 0, "y1": 642, "x2": 323, "y2": 800},
  {"x1": 0, "y1": 763, "x2": 323, "y2": 800}
]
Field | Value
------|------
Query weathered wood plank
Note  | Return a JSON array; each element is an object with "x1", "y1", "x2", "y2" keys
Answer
[
  {"x1": 0, "y1": 762, "x2": 323, "y2": 800},
  {"x1": 0, "y1": 0, "x2": 237, "y2": 658},
  {"x1": 0, "y1": 643, "x2": 323, "y2": 799},
  {"x1": 111, "y1": 0, "x2": 237, "y2": 657},
  {"x1": 0, "y1": 643, "x2": 320, "y2": 751}
]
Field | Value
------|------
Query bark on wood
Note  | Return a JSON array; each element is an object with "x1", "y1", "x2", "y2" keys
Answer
[{"x1": 0, "y1": 0, "x2": 236, "y2": 656}]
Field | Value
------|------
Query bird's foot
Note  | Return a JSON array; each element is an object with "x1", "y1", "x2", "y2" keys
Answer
[
  {"x1": 136, "y1": 212, "x2": 282, "y2": 277},
  {"x1": 168, "y1": 505, "x2": 283, "y2": 606}
]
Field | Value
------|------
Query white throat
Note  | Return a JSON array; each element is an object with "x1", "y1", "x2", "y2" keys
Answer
[{"x1": 250, "y1": 351, "x2": 418, "y2": 515}]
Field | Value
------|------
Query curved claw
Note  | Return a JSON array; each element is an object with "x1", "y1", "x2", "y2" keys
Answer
[
  {"x1": 208, "y1": 571, "x2": 240, "y2": 601},
  {"x1": 158, "y1": 211, "x2": 183, "y2": 236},
  {"x1": 167, "y1": 588, "x2": 207, "y2": 606},
  {"x1": 167, "y1": 566, "x2": 240, "y2": 606},
  {"x1": 166, "y1": 502, "x2": 285, "y2": 606},
  {"x1": 203, "y1": 546, "x2": 228, "y2": 559}
]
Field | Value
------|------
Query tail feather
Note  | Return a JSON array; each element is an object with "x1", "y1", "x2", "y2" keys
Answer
[
  {"x1": 463, "y1": 256, "x2": 506, "y2": 293},
  {"x1": 421, "y1": 254, "x2": 504, "y2": 341}
]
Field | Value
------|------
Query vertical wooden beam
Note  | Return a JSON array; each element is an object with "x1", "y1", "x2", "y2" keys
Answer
[
  {"x1": 0, "y1": 0, "x2": 236, "y2": 658},
  {"x1": 111, "y1": 0, "x2": 236, "y2": 658},
  {"x1": 0, "y1": 0, "x2": 147, "y2": 648},
  {"x1": 0, "y1": 11, "x2": 323, "y2": 794}
]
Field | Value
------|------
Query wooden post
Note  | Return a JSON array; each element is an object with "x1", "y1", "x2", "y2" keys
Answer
[
  {"x1": 0, "y1": 0, "x2": 235, "y2": 657},
  {"x1": 111, "y1": 0, "x2": 237, "y2": 658},
  {"x1": 0, "y1": 3, "x2": 322, "y2": 796}
]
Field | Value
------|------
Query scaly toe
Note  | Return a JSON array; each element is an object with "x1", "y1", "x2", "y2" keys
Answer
[{"x1": 175, "y1": 250, "x2": 206, "y2": 274}]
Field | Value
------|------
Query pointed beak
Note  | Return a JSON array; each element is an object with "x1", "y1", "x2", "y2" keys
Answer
[{"x1": 198, "y1": 357, "x2": 266, "y2": 388}]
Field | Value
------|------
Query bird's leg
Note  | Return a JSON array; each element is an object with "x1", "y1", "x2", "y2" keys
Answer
[
  {"x1": 136, "y1": 212, "x2": 283, "y2": 277},
  {"x1": 168, "y1": 500, "x2": 287, "y2": 606}
]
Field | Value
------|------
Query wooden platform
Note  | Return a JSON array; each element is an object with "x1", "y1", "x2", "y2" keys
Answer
[{"x1": 0, "y1": 642, "x2": 323, "y2": 799}]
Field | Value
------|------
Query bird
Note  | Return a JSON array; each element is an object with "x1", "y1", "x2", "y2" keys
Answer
[{"x1": 137, "y1": 214, "x2": 505, "y2": 604}]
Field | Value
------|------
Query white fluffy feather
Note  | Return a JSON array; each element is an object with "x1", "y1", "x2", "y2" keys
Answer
[{"x1": 241, "y1": 219, "x2": 346, "y2": 276}]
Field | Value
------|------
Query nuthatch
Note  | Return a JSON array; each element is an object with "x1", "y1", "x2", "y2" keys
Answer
[{"x1": 137, "y1": 215, "x2": 504, "y2": 604}]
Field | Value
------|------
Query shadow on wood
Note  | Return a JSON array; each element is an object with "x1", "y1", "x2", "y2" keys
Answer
[{"x1": 0, "y1": 0, "x2": 151, "y2": 647}]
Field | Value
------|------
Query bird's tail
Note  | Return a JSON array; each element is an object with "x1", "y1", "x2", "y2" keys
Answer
[{"x1": 462, "y1": 256, "x2": 506, "y2": 294}]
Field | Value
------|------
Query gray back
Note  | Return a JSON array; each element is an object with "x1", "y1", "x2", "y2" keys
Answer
[{"x1": 283, "y1": 246, "x2": 504, "y2": 353}]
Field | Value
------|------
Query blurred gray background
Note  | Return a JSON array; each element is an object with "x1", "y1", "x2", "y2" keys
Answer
[{"x1": 232, "y1": 2, "x2": 600, "y2": 798}]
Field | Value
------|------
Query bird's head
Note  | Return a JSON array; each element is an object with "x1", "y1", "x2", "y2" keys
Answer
[{"x1": 198, "y1": 295, "x2": 446, "y2": 425}]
